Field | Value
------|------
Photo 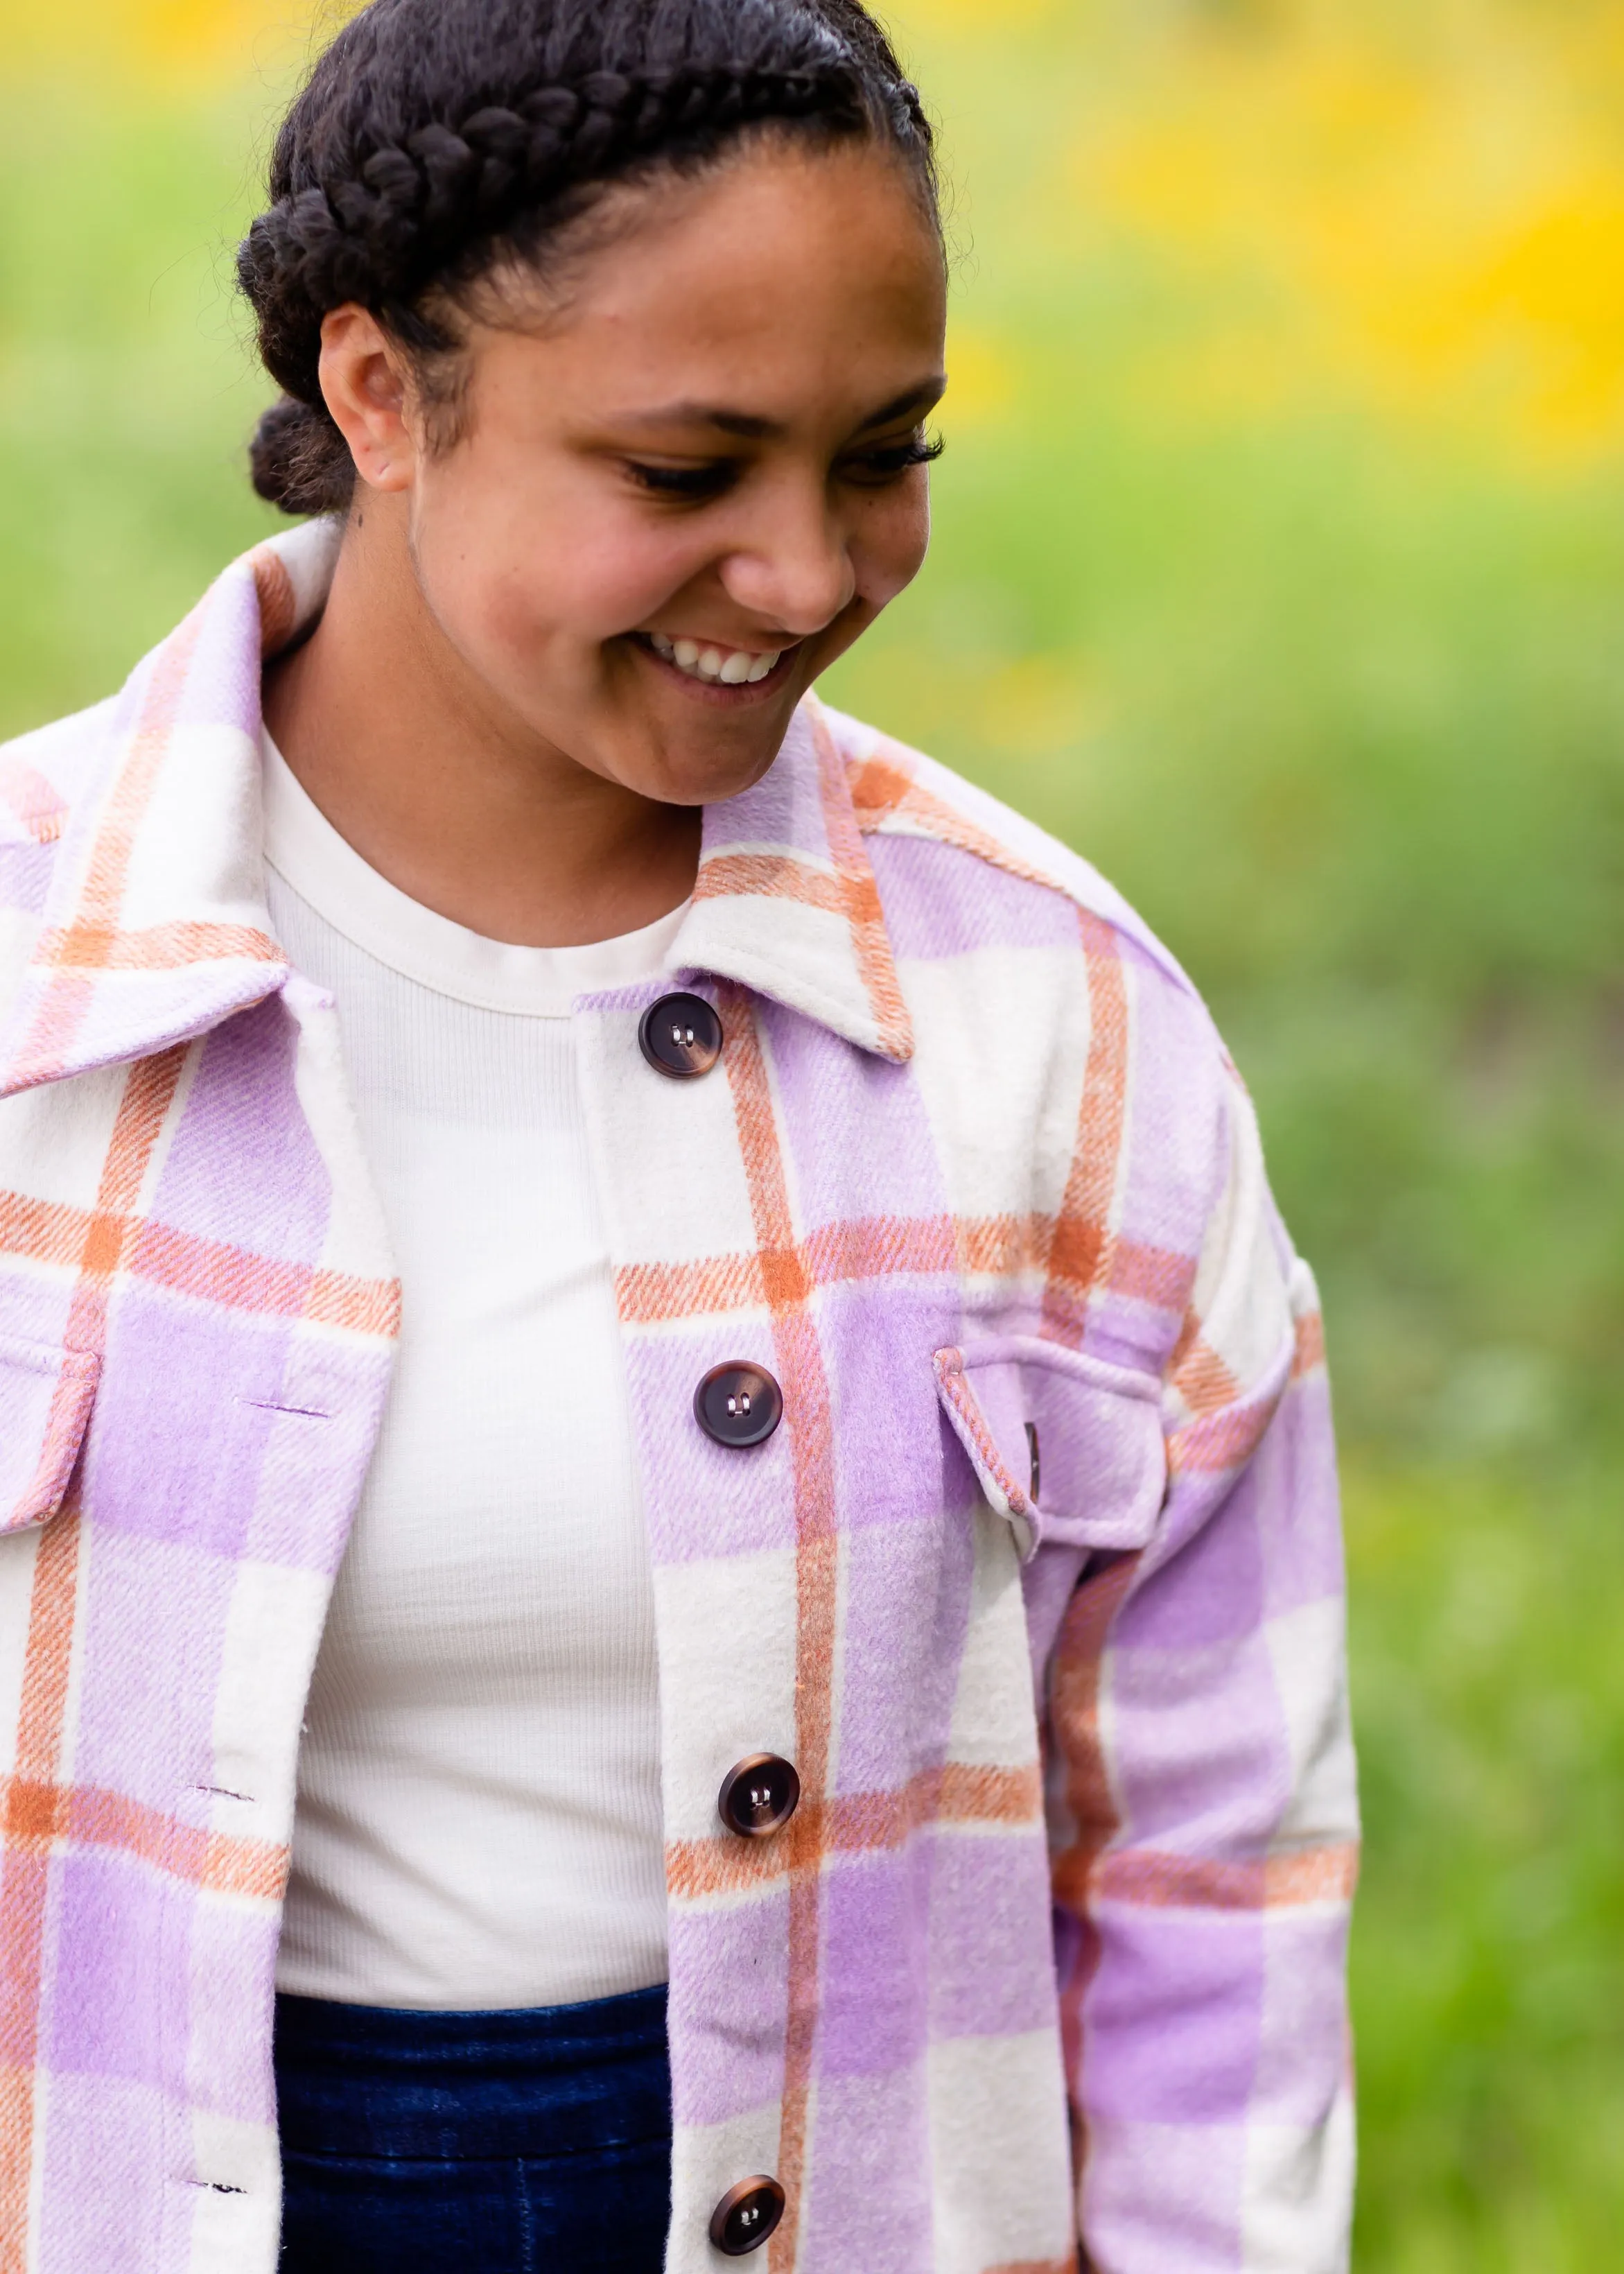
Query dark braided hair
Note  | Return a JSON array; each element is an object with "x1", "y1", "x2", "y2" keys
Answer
[{"x1": 238, "y1": 0, "x2": 938, "y2": 516}]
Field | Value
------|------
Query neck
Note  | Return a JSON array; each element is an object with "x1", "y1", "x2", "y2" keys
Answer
[{"x1": 261, "y1": 500, "x2": 701, "y2": 948}]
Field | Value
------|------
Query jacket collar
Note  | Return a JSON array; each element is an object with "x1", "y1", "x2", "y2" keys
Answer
[{"x1": 0, "y1": 523, "x2": 909, "y2": 1099}]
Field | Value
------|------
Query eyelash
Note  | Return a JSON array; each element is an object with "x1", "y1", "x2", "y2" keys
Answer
[
  {"x1": 627, "y1": 462, "x2": 736, "y2": 499},
  {"x1": 625, "y1": 432, "x2": 945, "y2": 501},
  {"x1": 853, "y1": 433, "x2": 945, "y2": 483}
]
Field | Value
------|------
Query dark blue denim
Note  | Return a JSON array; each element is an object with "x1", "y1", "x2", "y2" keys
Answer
[{"x1": 274, "y1": 1984, "x2": 672, "y2": 2273}]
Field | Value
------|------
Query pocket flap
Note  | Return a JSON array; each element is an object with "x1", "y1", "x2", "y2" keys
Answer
[
  {"x1": 0, "y1": 1335, "x2": 99, "y2": 1536},
  {"x1": 934, "y1": 1336, "x2": 1165, "y2": 1562}
]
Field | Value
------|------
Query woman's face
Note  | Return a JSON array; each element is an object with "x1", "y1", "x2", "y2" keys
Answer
[{"x1": 325, "y1": 139, "x2": 948, "y2": 807}]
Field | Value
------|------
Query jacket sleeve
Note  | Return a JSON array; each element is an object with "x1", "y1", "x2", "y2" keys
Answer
[{"x1": 1041, "y1": 1067, "x2": 1359, "y2": 2273}]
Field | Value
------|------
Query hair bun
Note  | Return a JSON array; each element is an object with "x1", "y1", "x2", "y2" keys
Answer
[{"x1": 249, "y1": 394, "x2": 354, "y2": 518}]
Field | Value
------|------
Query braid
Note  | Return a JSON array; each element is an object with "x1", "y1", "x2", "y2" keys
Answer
[{"x1": 238, "y1": 0, "x2": 937, "y2": 517}]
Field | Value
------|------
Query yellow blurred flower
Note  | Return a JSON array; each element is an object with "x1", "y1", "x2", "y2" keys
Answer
[
  {"x1": 906, "y1": 0, "x2": 1059, "y2": 26},
  {"x1": 0, "y1": 0, "x2": 347, "y2": 81},
  {"x1": 945, "y1": 327, "x2": 1015, "y2": 427},
  {"x1": 1058, "y1": 5, "x2": 1624, "y2": 465}
]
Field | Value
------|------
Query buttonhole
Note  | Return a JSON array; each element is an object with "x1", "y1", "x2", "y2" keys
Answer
[
  {"x1": 187, "y1": 2182, "x2": 247, "y2": 2196},
  {"x1": 196, "y1": 1784, "x2": 253, "y2": 1805},
  {"x1": 236, "y1": 1397, "x2": 332, "y2": 1421},
  {"x1": 1024, "y1": 1421, "x2": 1041, "y2": 1504}
]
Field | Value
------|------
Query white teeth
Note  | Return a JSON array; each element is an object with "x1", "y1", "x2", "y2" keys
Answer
[{"x1": 648, "y1": 634, "x2": 784, "y2": 686}]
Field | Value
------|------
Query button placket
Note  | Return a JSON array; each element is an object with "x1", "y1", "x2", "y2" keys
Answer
[{"x1": 652, "y1": 997, "x2": 789, "y2": 2259}]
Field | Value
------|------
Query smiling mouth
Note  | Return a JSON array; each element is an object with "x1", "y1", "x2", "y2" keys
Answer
[{"x1": 637, "y1": 630, "x2": 798, "y2": 687}]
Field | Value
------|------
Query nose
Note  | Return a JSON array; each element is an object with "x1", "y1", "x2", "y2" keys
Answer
[{"x1": 719, "y1": 485, "x2": 857, "y2": 638}]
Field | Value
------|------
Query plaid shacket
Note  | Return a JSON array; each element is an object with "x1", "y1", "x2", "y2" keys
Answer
[{"x1": 0, "y1": 521, "x2": 1356, "y2": 2273}]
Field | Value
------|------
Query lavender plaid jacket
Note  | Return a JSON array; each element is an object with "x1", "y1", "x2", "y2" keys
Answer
[{"x1": 0, "y1": 521, "x2": 1356, "y2": 2273}]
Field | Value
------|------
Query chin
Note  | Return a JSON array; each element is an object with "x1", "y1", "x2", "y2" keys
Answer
[
  {"x1": 625, "y1": 723, "x2": 792, "y2": 810},
  {"x1": 654, "y1": 754, "x2": 781, "y2": 808}
]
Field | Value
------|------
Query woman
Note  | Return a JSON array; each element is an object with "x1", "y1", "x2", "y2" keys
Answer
[{"x1": 0, "y1": 2, "x2": 1357, "y2": 2270}]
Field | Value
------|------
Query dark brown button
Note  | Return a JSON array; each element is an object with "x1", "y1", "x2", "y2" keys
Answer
[
  {"x1": 694, "y1": 1362, "x2": 783, "y2": 1449},
  {"x1": 639, "y1": 992, "x2": 723, "y2": 1079},
  {"x1": 719, "y1": 1753, "x2": 801, "y2": 1839},
  {"x1": 708, "y1": 2175, "x2": 786, "y2": 2255}
]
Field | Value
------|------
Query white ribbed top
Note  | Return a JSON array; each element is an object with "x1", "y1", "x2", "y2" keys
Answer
[{"x1": 263, "y1": 734, "x2": 683, "y2": 2010}]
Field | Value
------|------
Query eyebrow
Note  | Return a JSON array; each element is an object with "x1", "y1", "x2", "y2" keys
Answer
[{"x1": 614, "y1": 376, "x2": 948, "y2": 441}]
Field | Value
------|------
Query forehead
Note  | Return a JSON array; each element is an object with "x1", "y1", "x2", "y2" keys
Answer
[{"x1": 474, "y1": 141, "x2": 948, "y2": 428}]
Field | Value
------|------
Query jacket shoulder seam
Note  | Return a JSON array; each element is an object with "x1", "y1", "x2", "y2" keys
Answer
[{"x1": 826, "y1": 706, "x2": 1208, "y2": 1010}]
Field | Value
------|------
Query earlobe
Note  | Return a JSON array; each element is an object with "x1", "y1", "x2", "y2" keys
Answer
[{"x1": 317, "y1": 304, "x2": 417, "y2": 494}]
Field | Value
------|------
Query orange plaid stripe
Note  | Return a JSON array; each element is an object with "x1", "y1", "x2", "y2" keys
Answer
[
  {"x1": 1, "y1": 1774, "x2": 286, "y2": 1903},
  {"x1": 130, "y1": 1220, "x2": 401, "y2": 1337},
  {"x1": 694, "y1": 851, "x2": 846, "y2": 917},
  {"x1": 717, "y1": 983, "x2": 839, "y2": 2274},
  {"x1": 33, "y1": 919, "x2": 281, "y2": 973},
  {"x1": 614, "y1": 1213, "x2": 1192, "y2": 1327},
  {"x1": 1042, "y1": 910, "x2": 1130, "y2": 1348},
  {"x1": 1048, "y1": 1557, "x2": 1140, "y2": 1898},
  {"x1": 1077, "y1": 1841, "x2": 1361, "y2": 1913},
  {"x1": 846, "y1": 745, "x2": 1063, "y2": 900},
  {"x1": 8, "y1": 616, "x2": 210, "y2": 1090},
  {"x1": 1170, "y1": 1326, "x2": 1242, "y2": 1418},
  {"x1": 810, "y1": 706, "x2": 913, "y2": 1059},
  {"x1": 667, "y1": 1762, "x2": 1042, "y2": 1902},
  {"x1": 1047, "y1": 1550, "x2": 1141, "y2": 2171},
  {"x1": 1167, "y1": 1394, "x2": 1279, "y2": 1477},
  {"x1": 0, "y1": 1191, "x2": 399, "y2": 1339}
]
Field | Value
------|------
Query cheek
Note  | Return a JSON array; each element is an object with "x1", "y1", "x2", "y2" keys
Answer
[
  {"x1": 854, "y1": 483, "x2": 933, "y2": 607},
  {"x1": 415, "y1": 462, "x2": 700, "y2": 664}
]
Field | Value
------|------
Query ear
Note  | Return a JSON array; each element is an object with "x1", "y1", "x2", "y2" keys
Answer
[{"x1": 317, "y1": 305, "x2": 418, "y2": 494}]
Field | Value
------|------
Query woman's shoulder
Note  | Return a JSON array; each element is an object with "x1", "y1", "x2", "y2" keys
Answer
[
  {"x1": 820, "y1": 703, "x2": 1300, "y2": 1396},
  {"x1": 820, "y1": 698, "x2": 1221, "y2": 1039},
  {"x1": 0, "y1": 700, "x2": 117, "y2": 849}
]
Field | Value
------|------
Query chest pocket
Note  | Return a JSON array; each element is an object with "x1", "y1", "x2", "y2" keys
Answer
[
  {"x1": 0, "y1": 1333, "x2": 100, "y2": 1536},
  {"x1": 934, "y1": 1335, "x2": 1165, "y2": 1563}
]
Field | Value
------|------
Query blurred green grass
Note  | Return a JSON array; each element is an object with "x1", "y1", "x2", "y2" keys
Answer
[{"x1": 1, "y1": 8, "x2": 1621, "y2": 2262}]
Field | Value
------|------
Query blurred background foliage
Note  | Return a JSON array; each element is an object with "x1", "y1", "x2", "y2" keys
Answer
[{"x1": 0, "y1": 0, "x2": 1620, "y2": 2263}]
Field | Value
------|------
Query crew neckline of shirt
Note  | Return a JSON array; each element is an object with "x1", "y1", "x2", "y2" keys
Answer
[{"x1": 261, "y1": 729, "x2": 690, "y2": 1018}]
